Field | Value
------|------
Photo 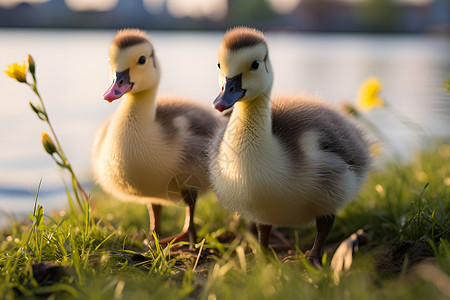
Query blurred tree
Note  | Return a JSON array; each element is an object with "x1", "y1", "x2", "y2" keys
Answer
[
  {"x1": 227, "y1": 0, "x2": 277, "y2": 26},
  {"x1": 355, "y1": 0, "x2": 400, "y2": 32}
]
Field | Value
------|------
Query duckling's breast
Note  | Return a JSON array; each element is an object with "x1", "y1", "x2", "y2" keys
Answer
[
  {"x1": 211, "y1": 129, "x2": 364, "y2": 227},
  {"x1": 93, "y1": 119, "x2": 184, "y2": 204}
]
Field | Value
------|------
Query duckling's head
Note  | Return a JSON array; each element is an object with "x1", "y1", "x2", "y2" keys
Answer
[
  {"x1": 213, "y1": 27, "x2": 273, "y2": 112},
  {"x1": 104, "y1": 29, "x2": 160, "y2": 102}
]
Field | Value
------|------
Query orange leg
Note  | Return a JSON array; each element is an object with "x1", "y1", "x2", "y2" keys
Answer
[
  {"x1": 147, "y1": 203, "x2": 162, "y2": 235},
  {"x1": 149, "y1": 189, "x2": 197, "y2": 249}
]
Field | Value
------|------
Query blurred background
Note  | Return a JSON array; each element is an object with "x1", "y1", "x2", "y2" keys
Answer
[
  {"x1": 0, "y1": 0, "x2": 449, "y2": 33},
  {"x1": 0, "y1": 0, "x2": 449, "y2": 222}
]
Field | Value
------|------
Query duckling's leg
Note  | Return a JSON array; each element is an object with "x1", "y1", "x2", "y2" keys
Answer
[
  {"x1": 155, "y1": 189, "x2": 197, "y2": 248},
  {"x1": 144, "y1": 203, "x2": 162, "y2": 248},
  {"x1": 257, "y1": 224, "x2": 272, "y2": 248},
  {"x1": 254, "y1": 224, "x2": 291, "y2": 249},
  {"x1": 147, "y1": 203, "x2": 162, "y2": 234},
  {"x1": 308, "y1": 214, "x2": 335, "y2": 269},
  {"x1": 180, "y1": 188, "x2": 197, "y2": 244}
]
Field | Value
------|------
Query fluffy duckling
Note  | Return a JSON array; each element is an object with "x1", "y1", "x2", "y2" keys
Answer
[
  {"x1": 92, "y1": 29, "x2": 222, "y2": 245},
  {"x1": 209, "y1": 27, "x2": 371, "y2": 267}
]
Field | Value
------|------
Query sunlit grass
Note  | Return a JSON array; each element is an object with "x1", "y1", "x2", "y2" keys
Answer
[
  {"x1": 337, "y1": 143, "x2": 449, "y2": 245},
  {"x1": 1, "y1": 143, "x2": 449, "y2": 299}
]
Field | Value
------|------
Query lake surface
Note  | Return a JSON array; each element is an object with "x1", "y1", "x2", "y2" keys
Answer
[{"x1": 0, "y1": 29, "x2": 449, "y2": 224}]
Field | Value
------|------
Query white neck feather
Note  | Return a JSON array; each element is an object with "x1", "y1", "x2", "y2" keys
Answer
[
  {"x1": 226, "y1": 93, "x2": 272, "y2": 149},
  {"x1": 217, "y1": 92, "x2": 285, "y2": 179},
  {"x1": 115, "y1": 87, "x2": 158, "y2": 124}
]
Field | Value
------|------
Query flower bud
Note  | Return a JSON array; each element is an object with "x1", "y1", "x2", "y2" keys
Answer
[
  {"x1": 41, "y1": 132, "x2": 57, "y2": 155},
  {"x1": 29, "y1": 102, "x2": 47, "y2": 121},
  {"x1": 27, "y1": 54, "x2": 35, "y2": 76},
  {"x1": 341, "y1": 102, "x2": 358, "y2": 117}
]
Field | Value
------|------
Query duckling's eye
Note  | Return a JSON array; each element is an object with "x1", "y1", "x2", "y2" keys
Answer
[
  {"x1": 250, "y1": 60, "x2": 259, "y2": 70},
  {"x1": 138, "y1": 56, "x2": 146, "y2": 65},
  {"x1": 217, "y1": 62, "x2": 221, "y2": 69}
]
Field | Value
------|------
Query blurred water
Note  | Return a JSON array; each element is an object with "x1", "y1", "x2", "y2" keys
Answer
[{"x1": 0, "y1": 29, "x2": 449, "y2": 224}]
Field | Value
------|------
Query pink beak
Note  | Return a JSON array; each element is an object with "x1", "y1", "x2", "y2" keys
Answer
[{"x1": 103, "y1": 68, "x2": 133, "y2": 103}]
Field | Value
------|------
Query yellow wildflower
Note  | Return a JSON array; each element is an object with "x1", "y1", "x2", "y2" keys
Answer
[
  {"x1": 4, "y1": 62, "x2": 27, "y2": 83},
  {"x1": 357, "y1": 77, "x2": 384, "y2": 112}
]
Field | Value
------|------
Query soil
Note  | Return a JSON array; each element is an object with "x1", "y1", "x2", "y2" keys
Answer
[{"x1": 374, "y1": 240, "x2": 434, "y2": 278}]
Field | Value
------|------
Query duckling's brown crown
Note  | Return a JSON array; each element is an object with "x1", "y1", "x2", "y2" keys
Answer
[
  {"x1": 112, "y1": 28, "x2": 150, "y2": 49},
  {"x1": 223, "y1": 26, "x2": 267, "y2": 51}
]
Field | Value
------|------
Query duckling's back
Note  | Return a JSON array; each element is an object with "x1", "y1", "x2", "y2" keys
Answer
[
  {"x1": 271, "y1": 95, "x2": 371, "y2": 178},
  {"x1": 155, "y1": 96, "x2": 226, "y2": 184}
]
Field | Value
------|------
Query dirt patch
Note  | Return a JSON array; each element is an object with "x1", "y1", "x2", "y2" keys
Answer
[
  {"x1": 375, "y1": 240, "x2": 434, "y2": 278},
  {"x1": 30, "y1": 262, "x2": 69, "y2": 284}
]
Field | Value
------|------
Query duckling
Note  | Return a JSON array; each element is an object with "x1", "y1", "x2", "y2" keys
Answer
[
  {"x1": 209, "y1": 27, "x2": 371, "y2": 267},
  {"x1": 92, "y1": 29, "x2": 222, "y2": 246}
]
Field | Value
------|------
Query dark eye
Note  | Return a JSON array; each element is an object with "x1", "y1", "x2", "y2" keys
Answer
[
  {"x1": 250, "y1": 60, "x2": 259, "y2": 70},
  {"x1": 217, "y1": 62, "x2": 221, "y2": 69},
  {"x1": 138, "y1": 56, "x2": 146, "y2": 65}
]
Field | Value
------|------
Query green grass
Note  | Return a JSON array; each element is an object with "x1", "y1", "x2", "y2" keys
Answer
[{"x1": 1, "y1": 143, "x2": 449, "y2": 300}]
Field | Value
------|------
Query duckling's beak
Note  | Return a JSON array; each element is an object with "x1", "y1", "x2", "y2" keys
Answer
[
  {"x1": 213, "y1": 74, "x2": 246, "y2": 112},
  {"x1": 103, "y1": 68, "x2": 133, "y2": 102}
]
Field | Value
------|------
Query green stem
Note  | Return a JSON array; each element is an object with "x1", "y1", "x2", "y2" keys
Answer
[
  {"x1": 31, "y1": 83, "x2": 90, "y2": 203},
  {"x1": 387, "y1": 104, "x2": 425, "y2": 135}
]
